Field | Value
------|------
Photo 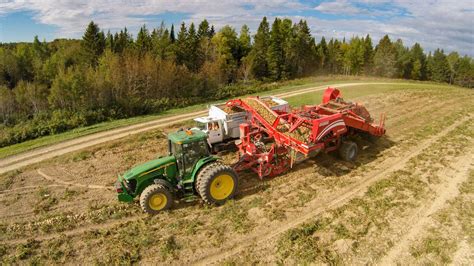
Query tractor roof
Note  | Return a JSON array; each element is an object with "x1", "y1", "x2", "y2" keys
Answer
[{"x1": 168, "y1": 129, "x2": 208, "y2": 144}]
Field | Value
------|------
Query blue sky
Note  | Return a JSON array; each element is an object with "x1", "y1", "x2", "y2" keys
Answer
[{"x1": 0, "y1": 0, "x2": 473, "y2": 55}]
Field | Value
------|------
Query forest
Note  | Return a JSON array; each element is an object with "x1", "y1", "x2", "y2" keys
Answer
[{"x1": 0, "y1": 17, "x2": 473, "y2": 147}]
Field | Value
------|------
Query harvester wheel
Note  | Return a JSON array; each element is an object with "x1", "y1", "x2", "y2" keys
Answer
[
  {"x1": 140, "y1": 184, "x2": 173, "y2": 214},
  {"x1": 196, "y1": 162, "x2": 238, "y2": 205},
  {"x1": 339, "y1": 141, "x2": 358, "y2": 161}
]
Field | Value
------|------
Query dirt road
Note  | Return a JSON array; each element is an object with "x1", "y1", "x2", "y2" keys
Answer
[{"x1": 0, "y1": 82, "x2": 399, "y2": 174}]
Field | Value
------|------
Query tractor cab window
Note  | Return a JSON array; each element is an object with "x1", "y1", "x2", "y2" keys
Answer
[
  {"x1": 170, "y1": 141, "x2": 184, "y2": 177},
  {"x1": 182, "y1": 140, "x2": 210, "y2": 175},
  {"x1": 170, "y1": 141, "x2": 183, "y2": 157},
  {"x1": 208, "y1": 122, "x2": 220, "y2": 131}
]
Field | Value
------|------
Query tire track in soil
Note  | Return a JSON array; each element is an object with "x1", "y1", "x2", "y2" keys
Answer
[
  {"x1": 37, "y1": 169, "x2": 112, "y2": 190},
  {"x1": 0, "y1": 82, "x2": 413, "y2": 174},
  {"x1": 2, "y1": 216, "x2": 143, "y2": 245},
  {"x1": 0, "y1": 184, "x2": 63, "y2": 195},
  {"x1": 191, "y1": 115, "x2": 471, "y2": 265},
  {"x1": 379, "y1": 147, "x2": 474, "y2": 265}
]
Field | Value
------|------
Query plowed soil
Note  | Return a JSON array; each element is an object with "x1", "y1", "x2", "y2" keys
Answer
[{"x1": 0, "y1": 82, "x2": 473, "y2": 265}]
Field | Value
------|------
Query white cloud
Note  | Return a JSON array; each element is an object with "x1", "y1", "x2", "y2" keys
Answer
[{"x1": 315, "y1": 0, "x2": 364, "y2": 15}]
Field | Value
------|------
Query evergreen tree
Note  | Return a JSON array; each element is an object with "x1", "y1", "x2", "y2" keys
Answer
[
  {"x1": 340, "y1": 40, "x2": 351, "y2": 75},
  {"x1": 267, "y1": 18, "x2": 284, "y2": 80},
  {"x1": 427, "y1": 49, "x2": 451, "y2": 83},
  {"x1": 278, "y1": 18, "x2": 294, "y2": 79},
  {"x1": 362, "y1": 34, "x2": 373, "y2": 73},
  {"x1": 292, "y1": 20, "x2": 316, "y2": 76},
  {"x1": 151, "y1": 28, "x2": 158, "y2": 41},
  {"x1": 447, "y1": 51, "x2": 460, "y2": 84},
  {"x1": 150, "y1": 22, "x2": 174, "y2": 60},
  {"x1": 373, "y1": 35, "x2": 397, "y2": 77},
  {"x1": 31, "y1": 36, "x2": 49, "y2": 84},
  {"x1": 238, "y1": 25, "x2": 251, "y2": 61},
  {"x1": 410, "y1": 43, "x2": 426, "y2": 80},
  {"x1": 453, "y1": 56, "x2": 473, "y2": 87},
  {"x1": 176, "y1": 22, "x2": 188, "y2": 67},
  {"x1": 113, "y1": 32, "x2": 120, "y2": 52},
  {"x1": 186, "y1": 23, "x2": 199, "y2": 71},
  {"x1": 98, "y1": 31, "x2": 106, "y2": 52},
  {"x1": 170, "y1": 24, "x2": 176, "y2": 43},
  {"x1": 105, "y1": 30, "x2": 114, "y2": 51},
  {"x1": 393, "y1": 39, "x2": 412, "y2": 78},
  {"x1": 327, "y1": 38, "x2": 343, "y2": 73},
  {"x1": 250, "y1": 17, "x2": 270, "y2": 79},
  {"x1": 210, "y1": 25, "x2": 215, "y2": 37},
  {"x1": 136, "y1": 25, "x2": 152, "y2": 54},
  {"x1": 317, "y1": 36, "x2": 329, "y2": 70},
  {"x1": 198, "y1": 19, "x2": 212, "y2": 39},
  {"x1": 32, "y1": 36, "x2": 49, "y2": 60},
  {"x1": 115, "y1": 27, "x2": 132, "y2": 53},
  {"x1": 82, "y1": 21, "x2": 105, "y2": 66}
]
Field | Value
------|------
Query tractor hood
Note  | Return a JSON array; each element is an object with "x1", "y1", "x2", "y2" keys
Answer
[{"x1": 123, "y1": 155, "x2": 176, "y2": 180}]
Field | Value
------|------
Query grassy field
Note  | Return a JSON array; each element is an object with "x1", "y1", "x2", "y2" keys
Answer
[
  {"x1": 0, "y1": 75, "x2": 424, "y2": 159},
  {"x1": 0, "y1": 80, "x2": 472, "y2": 265}
]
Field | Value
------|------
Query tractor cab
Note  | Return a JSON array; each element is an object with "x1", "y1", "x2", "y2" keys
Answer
[
  {"x1": 167, "y1": 129, "x2": 210, "y2": 178},
  {"x1": 194, "y1": 117, "x2": 224, "y2": 145}
]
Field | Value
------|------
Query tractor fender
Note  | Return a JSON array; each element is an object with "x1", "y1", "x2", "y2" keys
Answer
[{"x1": 191, "y1": 156, "x2": 220, "y2": 182}]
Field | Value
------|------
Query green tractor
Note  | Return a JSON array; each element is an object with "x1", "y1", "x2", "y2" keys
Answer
[{"x1": 115, "y1": 129, "x2": 238, "y2": 214}]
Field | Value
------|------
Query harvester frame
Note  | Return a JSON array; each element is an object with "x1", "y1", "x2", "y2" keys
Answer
[{"x1": 229, "y1": 87, "x2": 385, "y2": 178}]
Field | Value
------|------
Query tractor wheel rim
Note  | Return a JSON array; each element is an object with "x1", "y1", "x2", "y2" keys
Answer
[
  {"x1": 149, "y1": 193, "x2": 167, "y2": 210},
  {"x1": 210, "y1": 174, "x2": 234, "y2": 200}
]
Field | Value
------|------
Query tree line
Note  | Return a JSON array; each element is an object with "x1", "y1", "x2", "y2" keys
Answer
[{"x1": 0, "y1": 17, "x2": 473, "y2": 147}]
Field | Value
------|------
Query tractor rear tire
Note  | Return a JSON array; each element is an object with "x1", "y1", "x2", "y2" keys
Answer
[
  {"x1": 140, "y1": 184, "x2": 173, "y2": 214},
  {"x1": 196, "y1": 162, "x2": 238, "y2": 205},
  {"x1": 339, "y1": 141, "x2": 358, "y2": 162}
]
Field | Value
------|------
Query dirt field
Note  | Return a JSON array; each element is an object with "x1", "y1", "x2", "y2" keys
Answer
[{"x1": 0, "y1": 83, "x2": 473, "y2": 264}]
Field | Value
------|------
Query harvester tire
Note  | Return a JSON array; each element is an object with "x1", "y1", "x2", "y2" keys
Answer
[
  {"x1": 140, "y1": 184, "x2": 173, "y2": 214},
  {"x1": 339, "y1": 141, "x2": 358, "y2": 161},
  {"x1": 196, "y1": 162, "x2": 238, "y2": 205}
]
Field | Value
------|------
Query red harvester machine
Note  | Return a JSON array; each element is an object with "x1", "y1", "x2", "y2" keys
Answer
[{"x1": 229, "y1": 87, "x2": 386, "y2": 179}]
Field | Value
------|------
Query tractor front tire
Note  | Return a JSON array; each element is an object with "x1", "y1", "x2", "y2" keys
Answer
[
  {"x1": 140, "y1": 184, "x2": 173, "y2": 214},
  {"x1": 339, "y1": 141, "x2": 358, "y2": 162},
  {"x1": 196, "y1": 162, "x2": 238, "y2": 205}
]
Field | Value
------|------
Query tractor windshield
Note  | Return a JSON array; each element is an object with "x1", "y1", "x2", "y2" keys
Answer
[
  {"x1": 170, "y1": 141, "x2": 183, "y2": 157},
  {"x1": 182, "y1": 140, "x2": 209, "y2": 174},
  {"x1": 169, "y1": 139, "x2": 210, "y2": 177}
]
